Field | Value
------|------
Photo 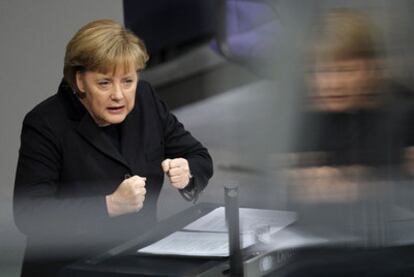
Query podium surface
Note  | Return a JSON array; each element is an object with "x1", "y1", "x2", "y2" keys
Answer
[
  {"x1": 62, "y1": 203, "x2": 414, "y2": 277},
  {"x1": 62, "y1": 203, "x2": 227, "y2": 277}
]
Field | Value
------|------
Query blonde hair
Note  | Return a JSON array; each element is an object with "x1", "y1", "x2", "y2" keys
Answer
[
  {"x1": 312, "y1": 9, "x2": 380, "y2": 62},
  {"x1": 63, "y1": 19, "x2": 149, "y2": 91}
]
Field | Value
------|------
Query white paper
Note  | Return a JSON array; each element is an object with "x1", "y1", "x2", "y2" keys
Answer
[
  {"x1": 183, "y1": 207, "x2": 296, "y2": 233},
  {"x1": 137, "y1": 231, "x2": 255, "y2": 257},
  {"x1": 137, "y1": 207, "x2": 296, "y2": 257}
]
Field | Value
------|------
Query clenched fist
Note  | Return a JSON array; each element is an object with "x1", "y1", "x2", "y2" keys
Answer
[
  {"x1": 106, "y1": 175, "x2": 146, "y2": 217},
  {"x1": 161, "y1": 158, "x2": 191, "y2": 189}
]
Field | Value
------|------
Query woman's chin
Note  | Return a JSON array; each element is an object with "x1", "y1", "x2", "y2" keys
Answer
[{"x1": 97, "y1": 114, "x2": 127, "y2": 126}]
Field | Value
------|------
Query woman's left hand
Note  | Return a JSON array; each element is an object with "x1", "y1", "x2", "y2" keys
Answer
[{"x1": 161, "y1": 158, "x2": 192, "y2": 189}]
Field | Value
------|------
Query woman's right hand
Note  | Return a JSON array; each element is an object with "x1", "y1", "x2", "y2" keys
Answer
[{"x1": 106, "y1": 175, "x2": 147, "y2": 217}]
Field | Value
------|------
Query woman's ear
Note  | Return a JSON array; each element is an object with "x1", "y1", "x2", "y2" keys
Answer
[{"x1": 75, "y1": 71, "x2": 85, "y2": 93}]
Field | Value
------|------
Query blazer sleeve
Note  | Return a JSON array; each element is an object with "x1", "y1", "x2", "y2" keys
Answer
[
  {"x1": 13, "y1": 111, "x2": 109, "y2": 237},
  {"x1": 148, "y1": 84, "x2": 213, "y2": 201}
]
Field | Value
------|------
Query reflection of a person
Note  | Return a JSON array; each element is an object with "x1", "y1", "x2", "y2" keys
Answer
[
  {"x1": 277, "y1": 11, "x2": 414, "y2": 256},
  {"x1": 288, "y1": 10, "x2": 413, "y2": 204},
  {"x1": 14, "y1": 20, "x2": 213, "y2": 277}
]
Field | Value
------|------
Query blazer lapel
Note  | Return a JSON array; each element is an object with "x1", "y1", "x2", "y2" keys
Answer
[
  {"x1": 77, "y1": 113, "x2": 131, "y2": 169},
  {"x1": 120, "y1": 109, "x2": 143, "y2": 169}
]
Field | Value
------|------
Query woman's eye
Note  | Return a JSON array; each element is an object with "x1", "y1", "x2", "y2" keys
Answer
[
  {"x1": 98, "y1": 81, "x2": 111, "y2": 87},
  {"x1": 122, "y1": 79, "x2": 134, "y2": 87}
]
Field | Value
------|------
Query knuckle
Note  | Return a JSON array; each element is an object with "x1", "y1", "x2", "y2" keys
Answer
[
  {"x1": 126, "y1": 180, "x2": 136, "y2": 188},
  {"x1": 170, "y1": 159, "x2": 180, "y2": 167}
]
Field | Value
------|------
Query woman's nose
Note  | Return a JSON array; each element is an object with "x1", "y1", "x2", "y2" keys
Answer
[{"x1": 111, "y1": 83, "x2": 124, "y2": 101}]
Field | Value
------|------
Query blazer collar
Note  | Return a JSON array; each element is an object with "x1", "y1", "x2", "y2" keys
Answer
[
  {"x1": 76, "y1": 113, "x2": 131, "y2": 169},
  {"x1": 57, "y1": 79, "x2": 86, "y2": 121}
]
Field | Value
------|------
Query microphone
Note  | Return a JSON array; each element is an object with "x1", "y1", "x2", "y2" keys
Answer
[{"x1": 225, "y1": 183, "x2": 244, "y2": 276}]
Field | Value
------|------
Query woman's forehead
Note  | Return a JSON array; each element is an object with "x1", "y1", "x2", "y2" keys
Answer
[{"x1": 95, "y1": 63, "x2": 138, "y2": 77}]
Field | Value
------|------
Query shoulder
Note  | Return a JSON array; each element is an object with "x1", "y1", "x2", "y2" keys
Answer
[
  {"x1": 135, "y1": 79, "x2": 166, "y2": 111},
  {"x1": 133, "y1": 80, "x2": 173, "y2": 126},
  {"x1": 17, "y1": 94, "x2": 64, "y2": 152},
  {"x1": 136, "y1": 79, "x2": 157, "y2": 100},
  {"x1": 24, "y1": 94, "x2": 62, "y2": 125},
  {"x1": 137, "y1": 79, "x2": 152, "y2": 91},
  {"x1": 22, "y1": 91, "x2": 70, "y2": 139}
]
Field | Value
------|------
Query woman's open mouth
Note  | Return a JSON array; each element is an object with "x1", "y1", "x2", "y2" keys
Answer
[{"x1": 107, "y1": 106, "x2": 125, "y2": 114}]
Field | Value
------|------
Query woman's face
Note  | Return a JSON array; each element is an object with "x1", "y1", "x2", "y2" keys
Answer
[
  {"x1": 76, "y1": 65, "x2": 138, "y2": 126},
  {"x1": 310, "y1": 58, "x2": 379, "y2": 112}
]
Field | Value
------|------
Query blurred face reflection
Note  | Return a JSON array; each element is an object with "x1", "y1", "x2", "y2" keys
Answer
[{"x1": 310, "y1": 58, "x2": 378, "y2": 112}]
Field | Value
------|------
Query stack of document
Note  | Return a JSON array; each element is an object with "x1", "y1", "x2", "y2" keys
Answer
[{"x1": 137, "y1": 207, "x2": 296, "y2": 257}]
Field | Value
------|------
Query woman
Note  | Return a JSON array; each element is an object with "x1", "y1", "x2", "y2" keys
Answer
[{"x1": 13, "y1": 19, "x2": 213, "y2": 276}]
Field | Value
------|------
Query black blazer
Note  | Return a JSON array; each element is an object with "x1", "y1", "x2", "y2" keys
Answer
[{"x1": 13, "y1": 80, "x2": 213, "y2": 272}]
